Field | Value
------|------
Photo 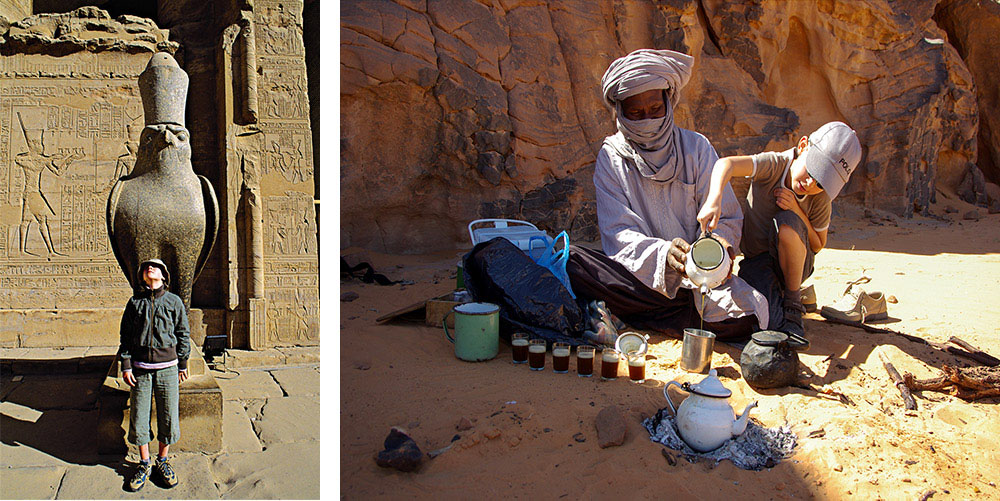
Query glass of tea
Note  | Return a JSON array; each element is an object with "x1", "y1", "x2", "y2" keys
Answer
[
  {"x1": 552, "y1": 342, "x2": 570, "y2": 373},
  {"x1": 628, "y1": 354, "x2": 646, "y2": 384},
  {"x1": 528, "y1": 339, "x2": 546, "y2": 371},
  {"x1": 600, "y1": 349, "x2": 620, "y2": 380},
  {"x1": 511, "y1": 333, "x2": 529, "y2": 364},
  {"x1": 577, "y1": 345, "x2": 595, "y2": 377}
]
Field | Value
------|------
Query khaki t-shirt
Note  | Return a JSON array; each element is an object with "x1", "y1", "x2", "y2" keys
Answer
[{"x1": 740, "y1": 149, "x2": 831, "y2": 258}]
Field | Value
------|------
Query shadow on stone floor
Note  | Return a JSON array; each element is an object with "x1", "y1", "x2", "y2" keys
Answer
[{"x1": 0, "y1": 366, "x2": 128, "y2": 474}]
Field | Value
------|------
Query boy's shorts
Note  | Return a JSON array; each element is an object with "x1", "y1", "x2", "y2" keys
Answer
[
  {"x1": 767, "y1": 210, "x2": 815, "y2": 281},
  {"x1": 128, "y1": 365, "x2": 180, "y2": 446},
  {"x1": 737, "y1": 210, "x2": 816, "y2": 331}
]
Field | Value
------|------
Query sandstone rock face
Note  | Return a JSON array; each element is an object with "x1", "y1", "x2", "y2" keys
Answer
[
  {"x1": 934, "y1": 0, "x2": 1000, "y2": 189},
  {"x1": 341, "y1": 0, "x2": 984, "y2": 253}
]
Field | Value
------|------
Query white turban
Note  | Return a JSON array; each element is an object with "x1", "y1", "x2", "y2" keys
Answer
[
  {"x1": 601, "y1": 49, "x2": 693, "y2": 108},
  {"x1": 600, "y1": 49, "x2": 694, "y2": 181}
]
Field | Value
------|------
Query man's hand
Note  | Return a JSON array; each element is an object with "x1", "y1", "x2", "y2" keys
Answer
[
  {"x1": 667, "y1": 237, "x2": 690, "y2": 276},
  {"x1": 123, "y1": 370, "x2": 136, "y2": 387},
  {"x1": 179, "y1": 369, "x2": 188, "y2": 383}
]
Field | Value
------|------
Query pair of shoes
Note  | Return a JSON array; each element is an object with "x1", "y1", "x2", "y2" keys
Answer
[
  {"x1": 800, "y1": 284, "x2": 817, "y2": 312},
  {"x1": 154, "y1": 457, "x2": 179, "y2": 489},
  {"x1": 127, "y1": 461, "x2": 152, "y2": 492},
  {"x1": 820, "y1": 277, "x2": 888, "y2": 323},
  {"x1": 127, "y1": 458, "x2": 178, "y2": 492}
]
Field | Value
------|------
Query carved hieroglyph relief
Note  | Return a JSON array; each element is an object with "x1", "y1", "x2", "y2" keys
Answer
[
  {"x1": 0, "y1": 52, "x2": 148, "y2": 309},
  {"x1": 254, "y1": 0, "x2": 318, "y2": 344}
]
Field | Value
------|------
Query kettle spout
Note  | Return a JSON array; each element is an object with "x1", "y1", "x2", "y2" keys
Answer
[{"x1": 731, "y1": 401, "x2": 758, "y2": 437}]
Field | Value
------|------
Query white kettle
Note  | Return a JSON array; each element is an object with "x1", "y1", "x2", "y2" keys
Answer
[
  {"x1": 664, "y1": 369, "x2": 757, "y2": 452},
  {"x1": 685, "y1": 232, "x2": 731, "y2": 294}
]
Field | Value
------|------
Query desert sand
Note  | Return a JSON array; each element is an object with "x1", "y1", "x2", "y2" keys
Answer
[{"x1": 340, "y1": 198, "x2": 1000, "y2": 499}]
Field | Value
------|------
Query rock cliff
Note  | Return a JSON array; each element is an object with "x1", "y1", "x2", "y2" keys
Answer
[{"x1": 341, "y1": 0, "x2": 994, "y2": 253}]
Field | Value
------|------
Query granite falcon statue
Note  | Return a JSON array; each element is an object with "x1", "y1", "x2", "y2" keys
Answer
[{"x1": 107, "y1": 52, "x2": 219, "y2": 309}]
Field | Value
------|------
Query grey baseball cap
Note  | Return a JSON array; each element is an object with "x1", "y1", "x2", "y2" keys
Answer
[{"x1": 803, "y1": 121, "x2": 862, "y2": 200}]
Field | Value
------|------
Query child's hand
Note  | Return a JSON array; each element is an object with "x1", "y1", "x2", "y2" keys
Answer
[
  {"x1": 697, "y1": 200, "x2": 722, "y2": 233},
  {"x1": 178, "y1": 369, "x2": 188, "y2": 383},
  {"x1": 123, "y1": 370, "x2": 136, "y2": 387},
  {"x1": 773, "y1": 187, "x2": 802, "y2": 215}
]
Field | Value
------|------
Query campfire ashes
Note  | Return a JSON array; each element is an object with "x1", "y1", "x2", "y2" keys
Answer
[{"x1": 643, "y1": 408, "x2": 797, "y2": 470}]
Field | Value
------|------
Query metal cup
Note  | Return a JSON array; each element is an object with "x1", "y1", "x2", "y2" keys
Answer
[{"x1": 680, "y1": 328, "x2": 715, "y2": 373}]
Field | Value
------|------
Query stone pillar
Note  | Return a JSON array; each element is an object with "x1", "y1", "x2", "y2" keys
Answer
[
  {"x1": 253, "y1": 0, "x2": 318, "y2": 346},
  {"x1": 0, "y1": 0, "x2": 31, "y2": 22}
]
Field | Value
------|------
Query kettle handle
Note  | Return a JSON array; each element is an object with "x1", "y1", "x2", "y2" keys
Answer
[
  {"x1": 443, "y1": 312, "x2": 455, "y2": 343},
  {"x1": 663, "y1": 380, "x2": 687, "y2": 416}
]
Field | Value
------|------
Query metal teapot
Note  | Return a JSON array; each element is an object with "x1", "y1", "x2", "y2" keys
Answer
[
  {"x1": 664, "y1": 369, "x2": 758, "y2": 452},
  {"x1": 739, "y1": 330, "x2": 807, "y2": 390},
  {"x1": 685, "y1": 232, "x2": 731, "y2": 294}
]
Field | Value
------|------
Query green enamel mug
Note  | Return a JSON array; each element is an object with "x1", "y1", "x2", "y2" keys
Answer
[{"x1": 443, "y1": 302, "x2": 499, "y2": 362}]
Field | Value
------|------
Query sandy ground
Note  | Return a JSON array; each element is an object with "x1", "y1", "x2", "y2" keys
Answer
[{"x1": 340, "y1": 197, "x2": 1000, "y2": 499}]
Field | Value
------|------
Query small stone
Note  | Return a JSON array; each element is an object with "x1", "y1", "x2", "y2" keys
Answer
[
  {"x1": 833, "y1": 464, "x2": 843, "y2": 472},
  {"x1": 775, "y1": 482, "x2": 785, "y2": 491},
  {"x1": 660, "y1": 448, "x2": 676, "y2": 466},
  {"x1": 573, "y1": 432, "x2": 586, "y2": 443},
  {"x1": 506, "y1": 436, "x2": 520, "y2": 447},
  {"x1": 903, "y1": 478, "x2": 911, "y2": 483},
  {"x1": 944, "y1": 205, "x2": 958, "y2": 213},
  {"x1": 808, "y1": 428, "x2": 826, "y2": 438},
  {"x1": 595, "y1": 405, "x2": 627, "y2": 448},
  {"x1": 461, "y1": 432, "x2": 481, "y2": 449},
  {"x1": 963, "y1": 210, "x2": 980, "y2": 221},
  {"x1": 341, "y1": 291, "x2": 359, "y2": 302},
  {"x1": 353, "y1": 362, "x2": 371, "y2": 370},
  {"x1": 888, "y1": 295, "x2": 898, "y2": 304},
  {"x1": 456, "y1": 417, "x2": 473, "y2": 431},
  {"x1": 543, "y1": 428, "x2": 552, "y2": 433},
  {"x1": 375, "y1": 427, "x2": 423, "y2": 472},
  {"x1": 484, "y1": 428, "x2": 501, "y2": 440}
]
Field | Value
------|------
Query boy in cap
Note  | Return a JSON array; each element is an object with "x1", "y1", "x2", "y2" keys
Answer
[
  {"x1": 697, "y1": 121, "x2": 862, "y2": 341},
  {"x1": 118, "y1": 258, "x2": 190, "y2": 491}
]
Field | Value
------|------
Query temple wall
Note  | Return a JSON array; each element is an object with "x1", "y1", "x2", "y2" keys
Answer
[{"x1": 0, "y1": 4, "x2": 318, "y2": 349}]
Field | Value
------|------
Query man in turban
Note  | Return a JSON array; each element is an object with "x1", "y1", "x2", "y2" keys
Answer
[{"x1": 567, "y1": 49, "x2": 767, "y2": 338}]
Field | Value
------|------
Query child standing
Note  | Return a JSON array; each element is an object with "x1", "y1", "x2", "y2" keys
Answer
[
  {"x1": 697, "y1": 121, "x2": 862, "y2": 341},
  {"x1": 118, "y1": 258, "x2": 190, "y2": 491}
]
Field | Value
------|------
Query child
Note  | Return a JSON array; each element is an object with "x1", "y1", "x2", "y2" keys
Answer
[
  {"x1": 118, "y1": 259, "x2": 190, "y2": 491},
  {"x1": 697, "y1": 121, "x2": 862, "y2": 341}
]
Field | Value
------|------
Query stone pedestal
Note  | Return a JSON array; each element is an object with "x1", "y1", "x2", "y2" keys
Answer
[{"x1": 97, "y1": 344, "x2": 222, "y2": 454}]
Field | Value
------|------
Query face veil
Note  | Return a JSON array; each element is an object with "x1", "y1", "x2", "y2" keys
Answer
[{"x1": 601, "y1": 49, "x2": 694, "y2": 181}]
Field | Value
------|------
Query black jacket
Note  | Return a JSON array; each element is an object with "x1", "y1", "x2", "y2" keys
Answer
[{"x1": 118, "y1": 286, "x2": 190, "y2": 371}]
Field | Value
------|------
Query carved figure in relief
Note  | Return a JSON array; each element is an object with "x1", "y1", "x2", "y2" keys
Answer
[
  {"x1": 107, "y1": 53, "x2": 219, "y2": 309},
  {"x1": 110, "y1": 122, "x2": 142, "y2": 188},
  {"x1": 15, "y1": 112, "x2": 84, "y2": 257},
  {"x1": 270, "y1": 139, "x2": 308, "y2": 183}
]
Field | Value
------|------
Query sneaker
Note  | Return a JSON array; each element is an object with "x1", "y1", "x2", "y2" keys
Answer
[
  {"x1": 778, "y1": 296, "x2": 809, "y2": 349},
  {"x1": 127, "y1": 461, "x2": 151, "y2": 492},
  {"x1": 154, "y1": 457, "x2": 178, "y2": 489},
  {"x1": 800, "y1": 284, "x2": 817, "y2": 312},
  {"x1": 820, "y1": 282, "x2": 888, "y2": 323}
]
